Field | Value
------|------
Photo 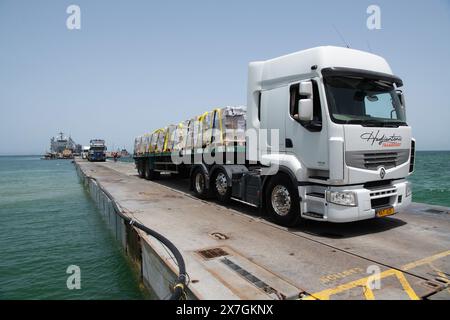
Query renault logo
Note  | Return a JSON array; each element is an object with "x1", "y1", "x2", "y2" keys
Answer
[{"x1": 380, "y1": 167, "x2": 386, "y2": 179}]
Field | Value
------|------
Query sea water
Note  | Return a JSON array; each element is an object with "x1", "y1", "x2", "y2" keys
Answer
[{"x1": 0, "y1": 156, "x2": 147, "y2": 299}]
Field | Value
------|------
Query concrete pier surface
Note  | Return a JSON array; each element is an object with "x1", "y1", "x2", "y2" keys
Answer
[{"x1": 75, "y1": 159, "x2": 450, "y2": 300}]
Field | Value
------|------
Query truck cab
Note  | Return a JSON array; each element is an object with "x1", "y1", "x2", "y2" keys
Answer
[
  {"x1": 81, "y1": 146, "x2": 90, "y2": 159},
  {"x1": 88, "y1": 139, "x2": 107, "y2": 162},
  {"x1": 247, "y1": 46, "x2": 414, "y2": 223}
]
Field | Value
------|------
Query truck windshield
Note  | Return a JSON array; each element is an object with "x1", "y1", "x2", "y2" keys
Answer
[{"x1": 324, "y1": 76, "x2": 406, "y2": 127}]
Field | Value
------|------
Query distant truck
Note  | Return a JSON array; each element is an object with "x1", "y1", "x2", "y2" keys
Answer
[
  {"x1": 88, "y1": 139, "x2": 107, "y2": 162},
  {"x1": 133, "y1": 46, "x2": 415, "y2": 226},
  {"x1": 81, "y1": 146, "x2": 90, "y2": 159}
]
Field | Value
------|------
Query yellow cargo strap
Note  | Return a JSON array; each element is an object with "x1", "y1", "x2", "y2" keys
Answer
[
  {"x1": 209, "y1": 111, "x2": 214, "y2": 128},
  {"x1": 149, "y1": 130, "x2": 156, "y2": 153},
  {"x1": 160, "y1": 129, "x2": 169, "y2": 152},
  {"x1": 199, "y1": 111, "x2": 213, "y2": 145},
  {"x1": 163, "y1": 126, "x2": 177, "y2": 152},
  {"x1": 213, "y1": 108, "x2": 224, "y2": 144},
  {"x1": 152, "y1": 128, "x2": 164, "y2": 152},
  {"x1": 163, "y1": 129, "x2": 169, "y2": 152},
  {"x1": 198, "y1": 112, "x2": 209, "y2": 122}
]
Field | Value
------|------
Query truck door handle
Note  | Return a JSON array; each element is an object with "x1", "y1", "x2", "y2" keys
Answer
[{"x1": 285, "y1": 139, "x2": 293, "y2": 148}]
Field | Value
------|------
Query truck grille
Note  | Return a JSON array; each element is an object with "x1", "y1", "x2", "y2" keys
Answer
[
  {"x1": 366, "y1": 185, "x2": 397, "y2": 209},
  {"x1": 371, "y1": 197, "x2": 391, "y2": 208},
  {"x1": 369, "y1": 187, "x2": 397, "y2": 198},
  {"x1": 363, "y1": 152, "x2": 398, "y2": 169},
  {"x1": 346, "y1": 149, "x2": 409, "y2": 171}
]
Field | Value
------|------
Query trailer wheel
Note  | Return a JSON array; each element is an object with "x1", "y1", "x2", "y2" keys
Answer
[
  {"x1": 137, "y1": 160, "x2": 145, "y2": 178},
  {"x1": 212, "y1": 169, "x2": 231, "y2": 203},
  {"x1": 265, "y1": 174, "x2": 301, "y2": 227},
  {"x1": 192, "y1": 169, "x2": 208, "y2": 199},
  {"x1": 144, "y1": 161, "x2": 160, "y2": 180}
]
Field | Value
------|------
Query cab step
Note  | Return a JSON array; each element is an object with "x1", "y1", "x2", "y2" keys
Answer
[{"x1": 303, "y1": 211, "x2": 324, "y2": 219}]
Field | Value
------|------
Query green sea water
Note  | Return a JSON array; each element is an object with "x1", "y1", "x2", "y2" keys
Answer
[
  {"x1": 408, "y1": 151, "x2": 450, "y2": 207},
  {"x1": 0, "y1": 156, "x2": 147, "y2": 299},
  {"x1": 0, "y1": 152, "x2": 448, "y2": 299}
]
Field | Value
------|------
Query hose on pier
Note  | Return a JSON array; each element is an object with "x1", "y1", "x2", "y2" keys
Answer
[
  {"x1": 118, "y1": 213, "x2": 188, "y2": 300},
  {"x1": 85, "y1": 174, "x2": 188, "y2": 300}
]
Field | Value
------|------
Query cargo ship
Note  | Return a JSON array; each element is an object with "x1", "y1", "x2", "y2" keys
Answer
[{"x1": 42, "y1": 132, "x2": 81, "y2": 159}]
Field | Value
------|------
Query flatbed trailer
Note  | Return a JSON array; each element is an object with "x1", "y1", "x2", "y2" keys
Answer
[{"x1": 134, "y1": 144, "x2": 269, "y2": 208}]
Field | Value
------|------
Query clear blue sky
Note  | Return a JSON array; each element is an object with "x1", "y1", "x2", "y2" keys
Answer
[{"x1": 1, "y1": 0, "x2": 449, "y2": 154}]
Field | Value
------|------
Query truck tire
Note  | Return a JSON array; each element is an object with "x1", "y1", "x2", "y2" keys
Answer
[
  {"x1": 265, "y1": 174, "x2": 301, "y2": 227},
  {"x1": 212, "y1": 168, "x2": 231, "y2": 203},
  {"x1": 144, "y1": 161, "x2": 160, "y2": 180},
  {"x1": 136, "y1": 160, "x2": 145, "y2": 178},
  {"x1": 137, "y1": 160, "x2": 145, "y2": 178},
  {"x1": 192, "y1": 168, "x2": 208, "y2": 199}
]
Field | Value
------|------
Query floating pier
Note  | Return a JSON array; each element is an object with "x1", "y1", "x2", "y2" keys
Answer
[{"x1": 74, "y1": 159, "x2": 450, "y2": 300}]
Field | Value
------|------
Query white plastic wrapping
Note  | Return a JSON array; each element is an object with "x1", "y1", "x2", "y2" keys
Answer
[{"x1": 135, "y1": 106, "x2": 247, "y2": 154}]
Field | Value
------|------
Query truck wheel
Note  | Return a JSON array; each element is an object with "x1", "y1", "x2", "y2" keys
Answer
[
  {"x1": 145, "y1": 162, "x2": 160, "y2": 180},
  {"x1": 265, "y1": 175, "x2": 301, "y2": 227},
  {"x1": 137, "y1": 161, "x2": 145, "y2": 178},
  {"x1": 192, "y1": 169, "x2": 208, "y2": 199},
  {"x1": 212, "y1": 169, "x2": 231, "y2": 203}
]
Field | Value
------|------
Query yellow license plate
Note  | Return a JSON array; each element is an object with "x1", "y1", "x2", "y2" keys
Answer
[{"x1": 376, "y1": 207, "x2": 395, "y2": 217}]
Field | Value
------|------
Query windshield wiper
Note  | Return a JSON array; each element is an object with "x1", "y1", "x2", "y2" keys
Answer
[
  {"x1": 342, "y1": 119, "x2": 403, "y2": 127},
  {"x1": 387, "y1": 121, "x2": 407, "y2": 126},
  {"x1": 361, "y1": 120, "x2": 383, "y2": 127},
  {"x1": 343, "y1": 119, "x2": 364, "y2": 124},
  {"x1": 362, "y1": 120, "x2": 401, "y2": 127},
  {"x1": 342, "y1": 119, "x2": 380, "y2": 126}
]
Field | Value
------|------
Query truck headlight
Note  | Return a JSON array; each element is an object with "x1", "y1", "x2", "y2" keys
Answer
[
  {"x1": 326, "y1": 191, "x2": 357, "y2": 206},
  {"x1": 406, "y1": 182, "x2": 412, "y2": 197}
]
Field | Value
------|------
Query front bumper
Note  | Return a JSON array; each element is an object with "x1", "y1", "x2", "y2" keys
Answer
[{"x1": 301, "y1": 180, "x2": 412, "y2": 223}]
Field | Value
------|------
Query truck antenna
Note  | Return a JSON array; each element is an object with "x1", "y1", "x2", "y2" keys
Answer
[{"x1": 332, "y1": 25, "x2": 350, "y2": 48}]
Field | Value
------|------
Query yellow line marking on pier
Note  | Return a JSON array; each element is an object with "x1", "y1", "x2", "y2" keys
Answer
[
  {"x1": 395, "y1": 271, "x2": 420, "y2": 300},
  {"x1": 302, "y1": 250, "x2": 450, "y2": 300},
  {"x1": 363, "y1": 286, "x2": 375, "y2": 300},
  {"x1": 402, "y1": 250, "x2": 450, "y2": 271},
  {"x1": 304, "y1": 269, "x2": 419, "y2": 300}
]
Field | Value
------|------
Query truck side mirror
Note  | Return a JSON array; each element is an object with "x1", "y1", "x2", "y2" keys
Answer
[
  {"x1": 298, "y1": 81, "x2": 314, "y2": 122},
  {"x1": 397, "y1": 91, "x2": 406, "y2": 108},
  {"x1": 298, "y1": 99, "x2": 313, "y2": 121},
  {"x1": 299, "y1": 81, "x2": 313, "y2": 97}
]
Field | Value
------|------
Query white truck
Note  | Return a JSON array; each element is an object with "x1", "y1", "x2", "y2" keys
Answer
[
  {"x1": 134, "y1": 46, "x2": 415, "y2": 226},
  {"x1": 81, "y1": 146, "x2": 90, "y2": 159}
]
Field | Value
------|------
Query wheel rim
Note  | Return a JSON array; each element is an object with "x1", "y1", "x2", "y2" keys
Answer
[
  {"x1": 215, "y1": 172, "x2": 228, "y2": 196},
  {"x1": 271, "y1": 185, "x2": 291, "y2": 216},
  {"x1": 195, "y1": 172, "x2": 205, "y2": 194}
]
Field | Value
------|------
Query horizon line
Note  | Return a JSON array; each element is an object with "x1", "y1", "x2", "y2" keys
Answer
[{"x1": 1, "y1": 150, "x2": 450, "y2": 157}]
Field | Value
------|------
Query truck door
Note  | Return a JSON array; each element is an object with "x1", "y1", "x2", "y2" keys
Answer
[
  {"x1": 285, "y1": 78, "x2": 329, "y2": 177},
  {"x1": 260, "y1": 86, "x2": 287, "y2": 154}
]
